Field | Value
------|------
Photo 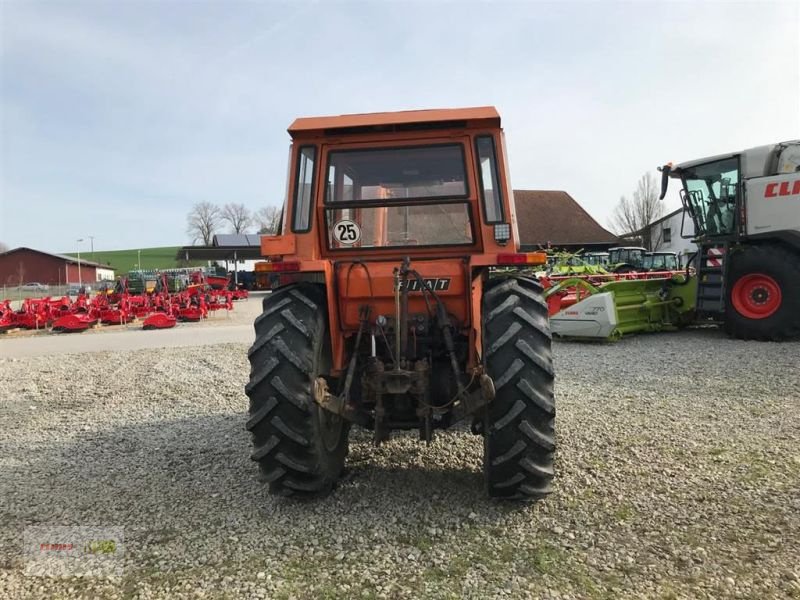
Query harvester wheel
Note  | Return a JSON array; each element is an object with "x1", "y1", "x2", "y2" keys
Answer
[
  {"x1": 725, "y1": 244, "x2": 800, "y2": 341},
  {"x1": 482, "y1": 276, "x2": 555, "y2": 500},
  {"x1": 245, "y1": 283, "x2": 348, "y2": 497}
]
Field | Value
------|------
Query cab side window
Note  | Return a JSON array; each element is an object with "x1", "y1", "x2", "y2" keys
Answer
[
  {"x1": 292, "y1": 146, "x2": 317, "y2": 232},
  {"x1": 475, "y1": 136, "x2": 504, "y2": 223}
]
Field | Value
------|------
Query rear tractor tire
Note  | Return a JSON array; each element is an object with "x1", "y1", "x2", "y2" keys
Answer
[
  {"x1": 725, "y1": 244, "x2": 800, "y2": 341},
  {"x1": 245, "y1": 283, "x2": 349, "y2": 497},
  {"x1": 482, "y1": 276, "x2": 556, "y2": 500}
]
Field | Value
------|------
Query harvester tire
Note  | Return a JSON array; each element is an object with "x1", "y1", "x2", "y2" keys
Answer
[
  {"x1": 725, "y1": 244, "x2": 800, "y2": 341},
  {"x1": 245, "y1": 283, "x2": 349, "y2": 497},
  {"x1": 482, "y1": 276, "x2": 555, "y2": 500}
]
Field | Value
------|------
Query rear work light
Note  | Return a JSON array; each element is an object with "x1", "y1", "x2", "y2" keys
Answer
[
  {"x1": 493, "y1": 223, "x2": 511, "y2": 244},
  {"x1": 496, "y1": 252, "x2": 547, "y2": 266},
  {"x1": 260, "y1": 261, "x2": 301, "y2": 273}
]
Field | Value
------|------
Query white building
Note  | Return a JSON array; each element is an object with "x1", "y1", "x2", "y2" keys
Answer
[
  {"x1": 647, "y1": 208, "x2": 697, "y2": 265},
  {"x1": 95, "y1": 267, "x2": 116, "y2": 281}
]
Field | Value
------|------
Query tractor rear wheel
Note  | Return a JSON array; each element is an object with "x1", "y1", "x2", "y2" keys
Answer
[
  {"x1": 725, "y1": 244, "x2": 800, "y2": 341},
  {"x1": 245, "y1": 283, "x2": 349, "y2": 497},
  {"x1": 482, "y1": 276, "x2": 555, "y2": 500}
]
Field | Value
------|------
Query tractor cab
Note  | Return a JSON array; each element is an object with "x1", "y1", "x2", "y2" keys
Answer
[
  {"x1": 608, "y1": 246, "x2": 646, "y2": 272},
  {"x1": 583, "y1": 252, "x2": 609, "y2": 267},
  {"x1": 643, "y1": 252, "x2": 679, "y2": 271}
]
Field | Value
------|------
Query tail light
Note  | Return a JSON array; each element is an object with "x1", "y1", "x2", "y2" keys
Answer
[{"x1": 496, "y1": 252, "x2": 547, "y2": 266}]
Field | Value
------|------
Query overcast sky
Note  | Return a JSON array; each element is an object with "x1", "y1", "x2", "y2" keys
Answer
[{"x1": 1, "y1": 0, "x2": 798, "y2": 253}]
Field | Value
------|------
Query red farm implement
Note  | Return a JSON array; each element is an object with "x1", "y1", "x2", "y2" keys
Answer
[
  {"x1": 142, "y1": 311, "x2": 177, "y2": 330},
  {"x1": 10, "y1": 298, "x2": 53, "y2": 330},
  {"x1": 1, "y1": 267, "x2": 244, "y2": 335},
  {"x1": 0, "y1": 301, "x2": 15, "y2": 332}
]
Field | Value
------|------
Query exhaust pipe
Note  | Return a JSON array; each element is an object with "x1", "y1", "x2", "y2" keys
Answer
[{"x1": 658, "y1": 163, "x2": 672, "y2": 200}]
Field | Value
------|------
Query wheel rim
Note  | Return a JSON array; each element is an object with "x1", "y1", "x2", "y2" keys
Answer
[{"x1": 731, "y1": 273, "x2": 782, "y2": 319}]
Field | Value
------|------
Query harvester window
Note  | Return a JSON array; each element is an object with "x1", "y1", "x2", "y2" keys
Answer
[
  {"x1": 292, "y1": 146, "x2": 317, "y2": 232},
  {"x1": 682, "y1": 157, "x2": 738, "y2": 237},
  {"x1": 475, "y1": 135, "x2": 504, "y2": 223},
  {"x1": 325, "y1": 144, "x2": 468, "y2": 203}
]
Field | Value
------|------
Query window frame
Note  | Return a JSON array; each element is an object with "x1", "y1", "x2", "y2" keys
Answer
[
  {"x1": 291, "y1": 145, "x2": 318, "y2": 233},
  {"x1": 323, "y1": 142, "x2": 471, "y2": 207},
  {"x1": 474, "y1": 134, "x2": 505, "y2": 224},
  {"x1": 323, "y1": 201, "x2": 477, "y2": 252},
  {"x1": 679, "y1": 156, "x2": 740, "y2": 238}
]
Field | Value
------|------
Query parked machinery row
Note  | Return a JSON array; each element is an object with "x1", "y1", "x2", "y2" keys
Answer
[{"x1": 0, "y1": 270, "x2": 247, "y2": 334}]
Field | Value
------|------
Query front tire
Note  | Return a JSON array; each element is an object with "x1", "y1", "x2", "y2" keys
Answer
[
  {"x1": 725, "y1": 245, "x2": 800, "y2": 341},
  {"x1": 482, "y1": 276, "x2": 556, "y2": 500},
  {"x1": 245, "y1": 283, "x2": 349, "y2": 497}
]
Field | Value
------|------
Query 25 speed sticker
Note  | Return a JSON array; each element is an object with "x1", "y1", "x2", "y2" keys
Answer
[{"x1": 333, "y1": 220, "x2": 361, "y2": 245}]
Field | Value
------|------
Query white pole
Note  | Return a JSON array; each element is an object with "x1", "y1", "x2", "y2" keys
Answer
[{"x1": 76, "y1": 238, "x2": 84, "y2": 289}]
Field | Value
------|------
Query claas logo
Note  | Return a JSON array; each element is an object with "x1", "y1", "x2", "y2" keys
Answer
[{"x1": 765, "y1": 180, "x2": 800, "y2": 198}]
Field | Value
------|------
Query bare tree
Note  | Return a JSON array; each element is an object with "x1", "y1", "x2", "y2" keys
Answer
[
  {"x1": 221, "y1": 203, "x2": 254, "y2": 234},
  {"x1": 609, "y1": 172, "x2": 665, "y2": 250},
  {"x1": 255, "y1": 205, "x2": 283, "y2": 235},
  {"x1": 186, "y1": 201, "x2": 221, "y2": 245}
]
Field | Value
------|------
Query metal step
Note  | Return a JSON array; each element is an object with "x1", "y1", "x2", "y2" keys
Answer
[{"x1": 695, "y1": 242, "x2": 729, "y2": 315}]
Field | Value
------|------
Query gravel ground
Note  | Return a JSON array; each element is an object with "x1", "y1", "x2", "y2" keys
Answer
[{"x1": 0, "y1": 329, "x2": 798, "y2": 599}]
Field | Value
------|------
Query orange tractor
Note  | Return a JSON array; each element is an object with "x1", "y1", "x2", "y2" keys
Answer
[{"x1": 245, "y1": 107, "x2": 555, "y2": 500}]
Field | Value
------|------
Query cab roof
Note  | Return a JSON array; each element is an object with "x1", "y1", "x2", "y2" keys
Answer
[
  {"x1": 668, "y1": 140, "x2": 799, "y2": 176},
  {"x1": 288, "y1": 106, "x2": 501, "y2": 138}
]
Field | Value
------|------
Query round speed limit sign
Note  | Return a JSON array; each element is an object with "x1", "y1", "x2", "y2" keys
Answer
[{"x1": 333, "y1": 220, "x2": 361, "y2": 245}]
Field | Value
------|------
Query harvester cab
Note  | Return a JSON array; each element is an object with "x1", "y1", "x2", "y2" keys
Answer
[
  {"x1": 659, "y1": 140, "x2": 800, "y2": 339},
  {"x1": 246, "y1": 107, "x2": 556, "y2": 500}
]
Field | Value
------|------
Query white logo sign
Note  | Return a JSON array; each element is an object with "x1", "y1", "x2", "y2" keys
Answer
[{"x1": 333, "y1": 220, "x2": 361, "y2": 245}]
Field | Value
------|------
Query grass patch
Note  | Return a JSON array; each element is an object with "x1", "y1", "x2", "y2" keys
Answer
[
  {"x1": 396, "y1": 530, "x2": 434, "y2": 552},
  {"x1": 529, "y1": 543, "x2": 561, "y2": 575},
  {"x1": 63, "y1": 246, "x2": 205, "y2": 273},
  {"x1": 614, "y1": 504, "x2": 636, "y2": 521},
  {"x1": 744, "y1": 462, "x2": 770, "y2": 482}
]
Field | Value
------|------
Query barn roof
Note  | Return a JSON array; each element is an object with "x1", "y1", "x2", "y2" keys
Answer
[
  {"x1": 0, "y1": 247, "x2": 112, "y2": 269},
  {"x1": 513, "y1": 190, "x2": 619, "y2": 248}
]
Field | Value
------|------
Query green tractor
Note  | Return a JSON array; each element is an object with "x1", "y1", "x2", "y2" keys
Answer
[
  {"x1": 583, "y1": 251, "x2": 610, "y2": 267},
  {"x1": 643, "y1": 251, "x2": 680, "y2": 272},
  {"x1": 546, "y1": 250, "x2": 609, "y2": 276},
  {"x1": 607, "y1": 246, "x2": 646, "y2": 273}
]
